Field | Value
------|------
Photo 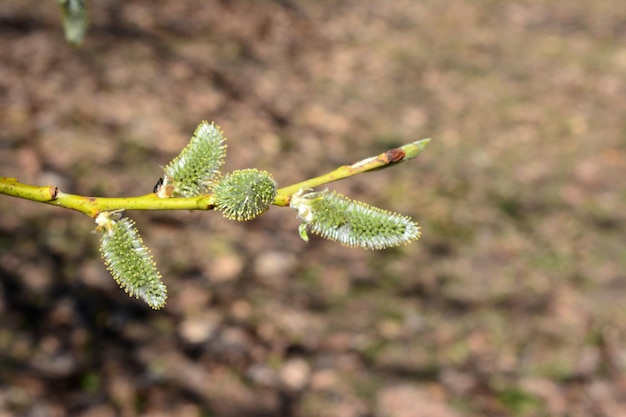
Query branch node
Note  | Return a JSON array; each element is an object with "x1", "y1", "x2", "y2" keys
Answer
[{"x1": 50, "y1": 186, "x2": 59, "y2": 199}]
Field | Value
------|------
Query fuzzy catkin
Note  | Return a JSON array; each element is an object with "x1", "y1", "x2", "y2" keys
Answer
[
  {"x1": 99, "y1": 217, "x2": 167, "y2": 309},
  {"x1": 212, "y1": 169, "x2": 277, "y2": 221},
  {"x1": 163, "y1": 121, "x2": 227, "y2": 197},
  {"x1": 291, "y1": 190, "x2": 420, "y2": 249}
]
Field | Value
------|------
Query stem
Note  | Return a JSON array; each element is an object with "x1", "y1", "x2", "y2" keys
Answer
[
  {"x1": 0, "y1": 177, "x2": 59, "y2": 202},
  {"x1": 0, "y1": 138, "x2": 430, "y2": 216},
  {"x1": 51, "y1": 193, "x2": 214, "y2": 217},
  {"x1": 273, "y1": 138, "x2": 430, "y2": 206},
  {"x1": 0, "y1": 177, "x2": 213, "y2": 218}
]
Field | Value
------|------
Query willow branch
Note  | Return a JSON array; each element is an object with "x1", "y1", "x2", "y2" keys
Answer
[
  {"x1": 273, "y1": 138, "x2": 430, "y2": 206},
  {"x1": 0, "y1": 138, "x2": 429, "y2": 217},
  {"x1": 0, "y1": 178, "x2": 213, "y2": 218}
]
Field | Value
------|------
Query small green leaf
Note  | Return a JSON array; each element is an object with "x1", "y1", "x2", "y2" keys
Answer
[
  {"x1": 290, "y1": 189, "x2": 420, "y2": 249},
  {"x1": 161, "y1": 121, "x2": 227, "y2": 198},
  {"x1": 58, "y1": 0, "x2": 89, "y2": 46},
  {"x1": 97, "y1": 212, "x2": 167, "y2": 309},
  {"x1": 212, "y1": 169, "x2": 277, "y2": 221}
]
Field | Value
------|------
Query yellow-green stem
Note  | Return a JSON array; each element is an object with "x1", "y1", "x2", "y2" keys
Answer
[
  {"x1": 0, "y1": 138, "x2": 429, "y2": 216},
  {"x1": 0, "y1": 177, "x2": 213, "y2": 218},
  {"x1": 273, "y1": 138, "x2": 430, "y2": 206}
]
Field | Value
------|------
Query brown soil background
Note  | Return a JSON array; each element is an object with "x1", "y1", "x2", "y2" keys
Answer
[{"x1": 1, "y1": 1, "x2": 626, "y2": 416}]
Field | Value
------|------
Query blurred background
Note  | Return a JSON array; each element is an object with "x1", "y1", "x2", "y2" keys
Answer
[{"x1": 1, "y1": 1, "x2": 625, "y2": 416}]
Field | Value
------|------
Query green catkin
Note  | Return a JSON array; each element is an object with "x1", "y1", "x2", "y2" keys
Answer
[
  {"x1": 98, "y1": 214, "x2": 167, "y2": 309},
  {"x1": 290, "y1": 189, "x2": 420, "y2": 249},
  {"x1": 58, "y1": 0, "x2": 89, "y2": 46},
  {"x1": 212, "y1": 169, "x2": 277, "y2": 221},
  {"x1": 162, "y1": 121, "x2": 227, "y2": 198}
]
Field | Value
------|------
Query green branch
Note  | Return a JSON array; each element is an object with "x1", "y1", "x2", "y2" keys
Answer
[
  {"x1": 0, "y1": 178, "x2": 213, "y2": 218},
  {"x1": 273, "y1": 138, "x2": 430, "y2": 206},
  {"x1": 0, "y1": 138, "x2": 429, "y2": 217}
]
